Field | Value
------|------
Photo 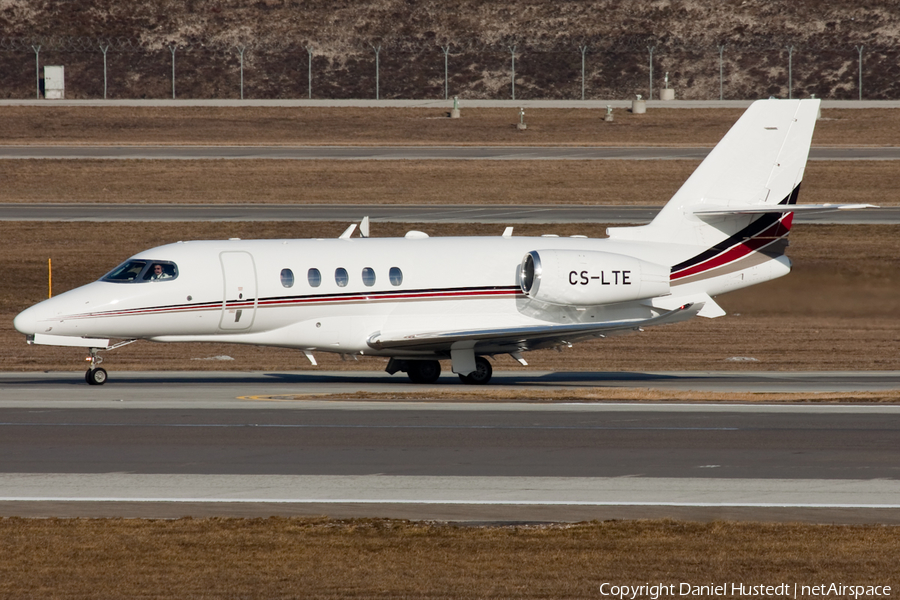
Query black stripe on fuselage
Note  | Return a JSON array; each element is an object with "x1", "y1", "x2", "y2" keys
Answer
[
  {"x1": 670, "y1": 184, "x2": 799, "y2": 274},
  {"x1": 71, "y1": 285, "x2": 522, "y2": 319}
]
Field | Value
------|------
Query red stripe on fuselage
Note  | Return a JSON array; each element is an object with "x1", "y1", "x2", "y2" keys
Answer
[
  {"x1": 64, "y1": 288, "x2": 523, "y2": 320},
  {"x1": 671, "y1": 215, "x2": 791, "y2": 281}
]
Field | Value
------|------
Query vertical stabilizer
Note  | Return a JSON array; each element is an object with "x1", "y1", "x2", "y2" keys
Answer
[{"x1": 607, "y1": 99, "x2": 820, "y2": 248}]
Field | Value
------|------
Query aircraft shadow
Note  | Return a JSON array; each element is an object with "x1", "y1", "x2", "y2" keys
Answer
[{"x1": 2, "y1": 370, "x2": 688, "y2": 387}]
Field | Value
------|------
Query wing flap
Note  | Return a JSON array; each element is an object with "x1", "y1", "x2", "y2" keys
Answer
[{"x1": 367, "y1": 303, "x2": 703, "y2": 353}]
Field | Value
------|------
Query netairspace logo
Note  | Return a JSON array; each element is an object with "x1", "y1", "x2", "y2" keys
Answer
[{"x1": 598, "y1": 582, "x2": 892, "y2": 599}]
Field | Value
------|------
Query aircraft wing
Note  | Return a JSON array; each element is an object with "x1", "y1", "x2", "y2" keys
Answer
[{"x1": 367, "y1": 303, "x2": 703, "y2": 354}]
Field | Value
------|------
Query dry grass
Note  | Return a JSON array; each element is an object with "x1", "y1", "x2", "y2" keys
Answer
[
  {"x1": 0, "y1": 159, "x2": 896, "y2": 207},
  {"x1": 0, "y1": 159, "x2": 695, "y2": 206},
  {"x1": 3, "y1": 222, "x2": 898, "y2": 374},
  {"x1": 0, "y1": 517, "x2": 897, "y2": 600},
  {"x1": 0, "y1": 106, "x2": 897, "y2": 147}
]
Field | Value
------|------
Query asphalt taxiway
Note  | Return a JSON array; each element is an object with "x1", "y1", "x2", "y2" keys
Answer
[{"x1": 1, "y1": 371, "x2": 898, "y2": 523}]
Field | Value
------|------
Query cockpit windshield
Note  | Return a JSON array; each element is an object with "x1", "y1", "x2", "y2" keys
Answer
[{"x1": 101, "y1": 260, "x2": 178, "y2": 283}]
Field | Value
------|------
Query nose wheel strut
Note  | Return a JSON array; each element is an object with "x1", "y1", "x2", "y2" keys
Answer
[
  {"x1": 84, "y1": 340, "x2": 137, "y2": 385},
  {"x1": 85, "y1": 348, "x2": 107, "y2": 385}
]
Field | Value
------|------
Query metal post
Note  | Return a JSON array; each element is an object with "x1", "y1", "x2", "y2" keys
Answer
[
  {"x1": 855, "y1": 45, "x2": 864, "y2": 100},
  {"x1": 32, "y1": 44, "x2": 41, "y2": 99},
  {"x1": 647, "y1": 45, "x2": 655, "y2": 98},
  {"x1": 787, "y1": 45, "x2": 794, "y2": 99},
  {"x1": 306, "y1": 46, "x2": 313, "y2": 99},
  {"x1": 579, "y1": 44, "x2": 588, "y2": 100},
  {"x1": 509, "y1": 44, "x2": 517, "y2": 100},
  {"x1": 100, "y1": 42, "x2": 109, "y2": 99},
  {"x1": 370, "y1": 43, "x2": 381, "y2": 100},
  {"x1": 168, "y1": 43, "x2": 177, "y2": 99},
  {"x1": 718, "y1": 44, "x2": 725, "y2": 100},
  {"x1": 237, "y1": 45, "x2": 246, "y2": 100},
  {"x1": 441, "y1": 44, "x2": 451, "y2": 100}
]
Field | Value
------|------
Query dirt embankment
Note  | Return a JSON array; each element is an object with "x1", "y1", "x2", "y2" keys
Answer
[{"x1": 2, "y1": 1, "x2": 900, "y2": 100}]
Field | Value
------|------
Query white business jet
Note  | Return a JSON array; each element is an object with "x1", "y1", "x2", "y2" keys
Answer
[{"x1": 14, "y1": 99, "x2": 873, "y2": 385}]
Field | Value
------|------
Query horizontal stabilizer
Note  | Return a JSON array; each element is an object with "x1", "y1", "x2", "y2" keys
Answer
[{"x1": 692, "y1": 203, "x2": 878, "y2": 217}]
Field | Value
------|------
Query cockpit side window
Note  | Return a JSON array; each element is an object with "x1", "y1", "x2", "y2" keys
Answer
[
  {"x1": 101, "y1": 260, "x2": 178, "y2": 283},
  {"x1": 143, "y1": 262, "x2": 178, "y2": 281},
  {"x1": 101, "y1": 260, "x2": 147, "y2": 282}
]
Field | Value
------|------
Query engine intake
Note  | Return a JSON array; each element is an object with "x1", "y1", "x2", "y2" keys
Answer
[{"x1": 520, "y1": 249, "x2": 670, "y2": 306}]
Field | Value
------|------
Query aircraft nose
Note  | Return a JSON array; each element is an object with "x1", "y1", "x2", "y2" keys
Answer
[{"x1": 14, "y1": 302, "x2": 48, "y2": 335}]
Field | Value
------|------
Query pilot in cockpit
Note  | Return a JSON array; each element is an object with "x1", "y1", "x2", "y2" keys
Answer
[{"x1": 148, "y1": 263, "x2": 173, "y2": 281}]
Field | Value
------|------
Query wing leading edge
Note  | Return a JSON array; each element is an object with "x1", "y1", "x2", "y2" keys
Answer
[{"x1": 367, "y1": 303, "x2": 703, "y2": 354}]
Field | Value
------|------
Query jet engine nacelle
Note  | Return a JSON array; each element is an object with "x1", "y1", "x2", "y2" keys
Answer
[{"x1": 519, "y1": 249, "x2": 670, "y2": 306}]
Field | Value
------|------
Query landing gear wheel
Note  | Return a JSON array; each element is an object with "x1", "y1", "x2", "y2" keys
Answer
[
  {"x1": 86, "y1": 367, "x2": 108, "y2": 386},
  {"x1": 407, "y1": 360, "x2": 441, "y2": 384},
  {"x1": 459, "y1": 357, "x2": 493, "y2": 385}
]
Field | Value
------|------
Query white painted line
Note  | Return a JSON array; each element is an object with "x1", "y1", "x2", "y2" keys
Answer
[{"x1": 3, "y1": 474, "x2": 899, "y2": 508}]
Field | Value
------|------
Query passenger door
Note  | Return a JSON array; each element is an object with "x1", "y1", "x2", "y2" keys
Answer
[{"x1": 219, "y1": 251, "x2": 257, "y2": 331}]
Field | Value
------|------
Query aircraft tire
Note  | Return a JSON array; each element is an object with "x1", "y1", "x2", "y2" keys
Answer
[
  {"x1": 407, "y1": 360, "x2": 441, "y2": 384},
  {"x1": 459, "y1": 357, "x2": 492, "y2": 385},
  {"x1": 86, "y1": 367, "x2": 108, "y2": 385}
]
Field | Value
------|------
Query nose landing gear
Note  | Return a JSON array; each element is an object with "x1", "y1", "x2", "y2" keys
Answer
[
  {"x1": 85, "y1": 348, "x2": 108, "y2": 385},
  {"x1": 83, "y1": 340, "x2": 137, "y2": 385}
]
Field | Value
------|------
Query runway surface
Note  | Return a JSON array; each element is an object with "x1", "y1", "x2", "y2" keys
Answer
[
  {"x1": 1, "y1": 371, "x2": 898, "y2": 523},
  {"x1": 2, "y1": 203, "x2": 896, "y2": 224},
  {"x1": 0, "y1": 145, "x2": 897, "y2": 161}
]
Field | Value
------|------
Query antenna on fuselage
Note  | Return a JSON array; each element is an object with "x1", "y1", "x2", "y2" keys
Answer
[{"x1": 340, "y1": 217, "x2": 370, "y2": 239}]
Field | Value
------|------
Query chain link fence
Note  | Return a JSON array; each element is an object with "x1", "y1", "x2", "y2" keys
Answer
[{"x1": 1, "y1": 35, "x2": 897, "y2": 101}]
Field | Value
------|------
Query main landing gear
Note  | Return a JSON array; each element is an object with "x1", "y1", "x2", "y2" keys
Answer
[
  {"x1": 459, "y1": 356, "x2": 492, "y2": 385},
  {"x1": 385, "y1": 357, "x2": 494, "y2": 385},
  {"x1": 407, "y1": 360, "x2": 442, "y2": 384}
]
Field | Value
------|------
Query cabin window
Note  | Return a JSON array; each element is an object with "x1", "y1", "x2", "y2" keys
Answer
[
  {"x1": 361, "y1": 267, "x2": 376, "y2": 287},
  {"x1": 335, "y1": 267, "x2": 349, "y2": 287},
  {"x1": 280, "y1": 268, "x2": 294, "y2": 288},
  {"x1": 389, "y1": 267, "x2": 403, "y2": 286},
  {"x1": 101, "y1": 260, "x2": 178, "y2": 283},
  {"x1": 307, "y1": 268, "x2": 321, "y2": 287}
]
